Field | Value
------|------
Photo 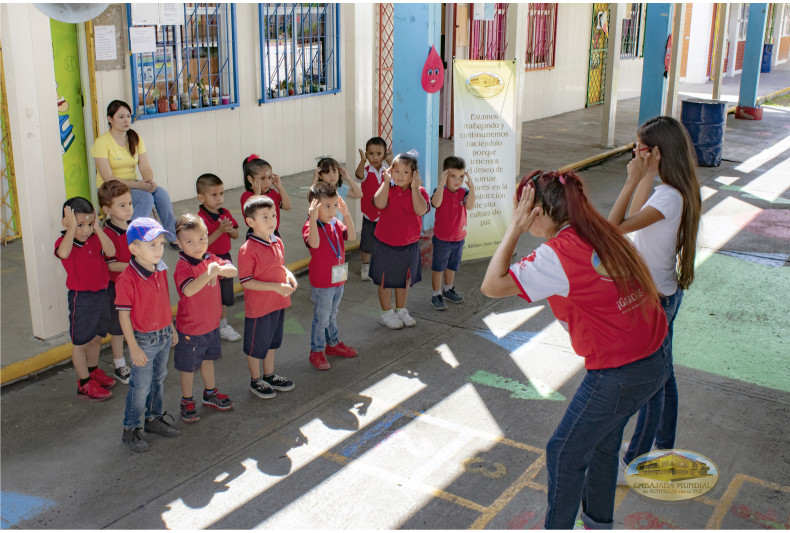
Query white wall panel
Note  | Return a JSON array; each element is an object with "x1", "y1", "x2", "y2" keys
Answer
[{"x1": 617, "y1": 58, "x2": 644, "y2": 99}]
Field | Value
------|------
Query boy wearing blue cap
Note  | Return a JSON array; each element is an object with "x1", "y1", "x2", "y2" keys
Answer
[{"x1": 115, "y1": 217, "x2": 180, "y2": 452}]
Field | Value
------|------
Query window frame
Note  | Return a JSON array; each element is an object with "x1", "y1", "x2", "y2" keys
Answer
[
  {"x1": 782, "y1": 5, "x2": 790, "y2": 37},
  {"x1": 525, "y1": 3, "x2": 558, "y2": 71},
  {"x1": 620, "y1": 3, "x2": 643, "y2": 59},
  {"x1": 737, "y1": 4, "x2": 749, "y2": 41},
  {"x1": 126, "y1": 3, "x2": 240, "y2": 121},
  {"x1": 257, "y1": 3, "x2": 341, "y2": 104}
]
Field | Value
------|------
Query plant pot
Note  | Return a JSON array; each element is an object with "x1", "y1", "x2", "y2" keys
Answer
[
  {"x1": 179, "y1": 93, "x2": 190, "y2": 110},
  {"x1": 144, "y1": 104, "x2": 157, "y2": 114},
  {"x1": 288, "y1": 88, "x2": 295, "y2": 96},
  {"x1": 221, "y1": 95, "x2": 230, "y2": 105},
  {"x1": 211, "y1": 97, "x2": 220, "y2": 106},
  {"x1": 202, "y1": 96, "x2": 210, "y2": 107},
  {"x1": 170, "y1": 101, "x2": 178, "y2": 112},
  {"x1": 157, "y1": 99, "x2": 168, "y2": 113},
  {"x1": 191, "y1": 99, "x2": 199, "y2": 109}
]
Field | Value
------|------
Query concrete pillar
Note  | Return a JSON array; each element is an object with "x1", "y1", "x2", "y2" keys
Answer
[
  {"x1": 726, "y1": 3, "x2": 740, "y2": 77},
  {"x1": 665, "y1": 4, "x2": 686, "y2": 118},
  {"x1": 638, "y1": 3, "x2": 673, "y2": 125},
  {"x1": 771, "y1": 4, "x2": 783, "y2": 66},
  {"x1": 738, "y1": 3, "x2": 768, "y2": 108},
  {"x1": 392, "y1": 3, "x2": 441, "y2": 230},
  {"x1": 601, "y1": 3, "x2": 624, "y2": 147},
  {"x1": 712, "y1": 3, "x2": 729, "y2": 99},
  {"x1": 2, "y1": 4, "x2": 69, "y2": 339},
  {"x1": 343, "y1": 3, "x2": 376, "y2": 232}
]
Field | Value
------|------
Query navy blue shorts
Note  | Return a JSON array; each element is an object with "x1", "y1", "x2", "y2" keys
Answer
[
  {"x1": 67, "y1": 289, "x2": 111, "y2": 346},
  {"x1": 244, "y1": 309, "x2": 285, "y2": 359},
  {"x1": 107, "y1": 282, "x2": 123, "y2": 336},
  {"x1": 369, "y1": 238, "x2": 421, "y2": 288},
  {"x1": 431, "y1": 236, "x2": 465, "y2": 272},
  {"x1": 360, "y1": 218, "x2": 377, "y2": 254},
  {"x1": 174, "y1": 327, "x2": 222, "y2": 372}
]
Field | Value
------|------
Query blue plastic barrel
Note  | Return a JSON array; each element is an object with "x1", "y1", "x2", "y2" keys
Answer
[
  {"x1": 680, "y1": 98, "x2": 727, "y2": 167},
  {"x1": 762, "y1": 43, "x2": 773, "y2": 73}
]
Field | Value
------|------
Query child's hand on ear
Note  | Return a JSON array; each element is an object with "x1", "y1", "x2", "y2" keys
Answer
[
  {"x1": 438, "y1": 170, "x2": 449, "y2": 186},
  {"x1": 411, "y1": 170, "x2": 422, "y2": 190},
  {"x1": 339, "y1": 167, "x2": 349, "y2": 181},
  {"x1": 465, "y1": 171, "x2": 474, "y2": 187},
  {"x1": 358, "y1": 148, "x2": 367, "y2": 164},
  {"x1": 271, "y1": 173, "x2": 282, "y2": 189},
  {"x1": 337, "y1": 196, "x2": 350, "y2": 217},
  {"x1": 62, "y1": 206, "x2": 77, "y2": 232},
  {"x1": 308, "y1": 198, "x2": 320, "y2": 221},
  {"x1": 382, "y1": 166, "x2": 392, "y2": 183},
  {"x1": 311, "y1": 168, "x2": 321, "y2": 187},
  {"x1": 251, "y1": 176, "x2": 263, "y2": 196}
]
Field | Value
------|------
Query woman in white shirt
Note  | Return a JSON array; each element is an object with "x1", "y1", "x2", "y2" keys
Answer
[{"x1": 608, "y1": 116, "x2": 702, "y2": 476}]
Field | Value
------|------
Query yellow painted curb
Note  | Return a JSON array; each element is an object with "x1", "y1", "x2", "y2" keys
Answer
[
  {"x1": 0, "y1": 242, "x2": 359, "y2": 386},
  {"x1": 727, "y1": 85, "x2": 790, "y2": 115},
  {"x1": 558, "y1": 143, "x2": 635, "y2": 173}
]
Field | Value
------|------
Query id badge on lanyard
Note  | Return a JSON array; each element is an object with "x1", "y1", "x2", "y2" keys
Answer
[{"x1": 323, "y1": 222, "x2": 347, "y2": 283}]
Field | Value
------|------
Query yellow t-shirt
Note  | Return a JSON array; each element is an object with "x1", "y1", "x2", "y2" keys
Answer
[{"x1": 91, "y1": 131, "x2": 147, "y2": 185}]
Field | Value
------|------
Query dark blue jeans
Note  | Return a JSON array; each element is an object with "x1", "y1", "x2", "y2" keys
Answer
[
  {"x1": 544, "y1": 344, "x2": 671, "y2": 529},
  {"x1": 623, "y1": 287, "x2": 684, "y2": 464},
  {"x1": 123, "y1": 327, "x2": 172, "y2": 429}
]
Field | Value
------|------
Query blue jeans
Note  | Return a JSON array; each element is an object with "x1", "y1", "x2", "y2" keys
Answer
[
  {"x1": 544, "y1": 345, "x2": 671, "y2": 529},
  {"x1": 310, "y1": 286, "x2": 343, "y2": 352},
  {"x1": 130, "y1": 186, "x2": 177, "y2": 241},
  {"x1": 123, "y1": 327, "x2": 172, "y2": 429},
  {"x1": 623, "y1": 287, "x2": 684, "y2": 464}
]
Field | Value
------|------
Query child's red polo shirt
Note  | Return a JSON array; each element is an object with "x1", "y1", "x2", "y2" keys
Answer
[
  {"x1": 114, "y1": 258, "x2": 172, "y2": 332},
  {"x1": 174, "y1": 251, "x2": 230, "y2": 335},
  {"x1": 238, "y1": 234, "x2": 291, "y2": 318},
  {"x1": 360, "y1": 162, "x2": 388, "y2": 222},
  {"x1": 433, "y1": 186, "x2": 469, "y2": 242},
  {"x1": 198, "y1": 205, "x2": 239, "y2": 256},
  {"x1": 374, "y1": 184, "x2": 430, "y2": 246},
  {"x1": 103, "y1": 221, "x2": 131, "y2": 282},
  {"x1": 302, "y1": 218, "x2": 348, "y2": 288},
  {"x1": 54, "y1": 232, "x2": 110, "y2": 291},
  {"x1": 240, "y1": 188, "x2": 283, "y2": 231}
]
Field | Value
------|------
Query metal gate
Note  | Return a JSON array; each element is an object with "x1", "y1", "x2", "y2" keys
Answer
[
  {"x1": 469, "y1": 3, "x2": 509, "y2": 60},
  {"x1": 586, "y1": 3, "x2": 610, "y2": 107},
  {"x1": 378, "y1": 3, "x2": 394, "y2": 148},
  {"x1": 1, "y1": 39, "x2": 21, "y2": 244}
]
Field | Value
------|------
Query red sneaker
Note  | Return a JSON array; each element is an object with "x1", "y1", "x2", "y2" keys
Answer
[
  {"x1": 89, "y1": 368, "x2": 116, "y2": 389},
  {"x1": 325, "y1": 342, "x2": 358, "y2": 358},
  {"x1": 309, "y1": 351, "x2": 331, "y2": 370},
  {"x1": 77, "y1": 379, "x2": 112, "y2": 401}
]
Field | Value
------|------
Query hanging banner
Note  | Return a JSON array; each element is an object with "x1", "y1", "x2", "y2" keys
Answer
[
  {"x1": 51, "y1": 20, "x2": 91, "y2": 200},
  {"x1": 453, "y1": 59, "x2": 517, "y2": 261}
]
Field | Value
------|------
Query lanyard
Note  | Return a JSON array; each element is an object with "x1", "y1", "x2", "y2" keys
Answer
[{"x1": 321, "y1": 222, "x2": 342, "y2": 261}]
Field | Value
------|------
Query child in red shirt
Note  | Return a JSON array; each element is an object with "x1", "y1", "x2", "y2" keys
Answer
[
  {"x1": 309, "y1": 157, "x2": 362, "y2": 223},
  {"x1": 98, "y1": 180, "x2": 134, "y2": 384},
  {"x1": 302, "y1": 182, "x2": 358, "y2": 370},
  {"x1": 238, "y1": 196, "x2": 298, "y2": 399},
  {"x1": 353, "y1": 137, "x2": 391, "y2": 281},
  {"x1": 195, "y1": 173, "x2": 242, "y2": 342},
  {"x1": 430, "y1": 156, "x2": 476, "y2": 310},
  {"x1": 173, "y1": 213, "x2": 237, "y2": 423},
  {"x1": 369, "y1": 150, "x2": 430, "y2": 329},
  {"x1": 55, "y1": 196, "x2": 117, "y2": 401},
  {"x1": 240, "y1": 154, "x2": 291, "y2": 237}
]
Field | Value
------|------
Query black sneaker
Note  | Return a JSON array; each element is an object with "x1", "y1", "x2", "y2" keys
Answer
[
  {"x1": 113, "y1": 365, "x2": 131, "y2": 384},
  {"x1": 202, "y1": 389, "x2": 234, "y2": 411},
  {"x1": 249, "y1": 378, "x2": 276, "y2": 399},
  {"x1": 180, "y1": 398, "x2": 200, "y2": 423},
  {"x1": 442, "y1": 287, "x2": 464, "y2": 303},
  {"x1": 122, "y1": 427, "x2": 150, "y2": 452},
  {"x1": 262, "y1": 374, "x2": 294, "y2": 392},
  {"x1": 431, "y1": 294, "x2": 448, "y2": 310},
  {"x1": 144, "y1": 412, "x2": 180, "y2": 437}
]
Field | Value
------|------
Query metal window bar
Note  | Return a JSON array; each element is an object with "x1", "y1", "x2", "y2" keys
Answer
[
  {"x1": 258, "y1": 3, "x2": 340, "y2": 103},
  {"x1": 127, "y1": 3, "x2": 239, "y2": 120},
  {"x1": 525, "y1": 3, "x2": 557, "y2": 69},
  {"x1": 470, "y1": 3, "x2": 508, "y2": 60},
  {"x1": 620, "y1": 3, "x2": 642, "y2": 59}
]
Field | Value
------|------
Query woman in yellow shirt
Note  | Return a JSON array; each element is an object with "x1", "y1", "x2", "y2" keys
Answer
[{"x1": 91, "y1": 100, "x2": 178, "y2": 246}]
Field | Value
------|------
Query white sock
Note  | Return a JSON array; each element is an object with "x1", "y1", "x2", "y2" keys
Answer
[
  {"x1": 220, "y1": 318, "x2": 228, "y2": 328},
  {"x1": 443, "y1": 284, "x2": 453, "y2": 292},
  {"x1": 395, "y1": 307, "x2": 406, "y2": 312},
  {"x1": 381, "y1": 309, "x2": 395, "y2": 316},
  {"x1": 432, "y1": 290, "x2": 442, "y2": 296},
  {"x1": 114, "y1": 357, "x2": 126, "y2": 369}
]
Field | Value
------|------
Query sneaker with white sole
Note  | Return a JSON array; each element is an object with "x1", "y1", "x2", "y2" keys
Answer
[
  {"x1": 442, "y1": 287, "x2": 464, "y2": 303},
  {"x1": 378, "y1": 310, "x2": 403, "y2": 329},
  {"x1": 249, "y1": 378, "x2": 276, "y2": 399},
  {"x1": 431, "y1": 294, "x2": 447, "y2": 310},
  {"x1": 396, "y1": 308, "x2": 416, "y2": 327},
  {"x1": 144, "y1": 412, "x2": 180, "y2": 438},
  {"x1": 361, "y1": 263, "x2": 371, "y2": 281},
  {"x1": 122, "y1": 427, "x2": 150, "y2": 452},
  {"x1": 262, "y1": 374, "x2": 294, "y2": 391},
  {"x1": 219, "y1": 323, "x2": 242, "y2": 342},
  {"x1": 113, "y1": 365, "x2": 131, "y2": 384}
]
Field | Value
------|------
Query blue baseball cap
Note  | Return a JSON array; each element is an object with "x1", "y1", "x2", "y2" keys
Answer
[{"x1": 126, "y1": 217, "x2": 174, "y2": 245}]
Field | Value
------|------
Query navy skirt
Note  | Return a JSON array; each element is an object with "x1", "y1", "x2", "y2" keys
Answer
[{"x1": 369, "y1": 237, "x2": 421, "y2": 288}]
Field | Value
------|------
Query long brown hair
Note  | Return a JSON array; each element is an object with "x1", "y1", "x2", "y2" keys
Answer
[
  {"x1": 524, "y1": 170, "x2": 659, "y2": 304},
  {"x1": 638, "y1": 116, "x2": 701, "y2": 290},
  {"x1": 106, "y1": 100, "x2": 140, "y2": 157}
]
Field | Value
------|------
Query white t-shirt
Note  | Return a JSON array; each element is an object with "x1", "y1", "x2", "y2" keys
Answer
[{"x1": 632, "y1": 184, "x2": 683, "y2": 296}]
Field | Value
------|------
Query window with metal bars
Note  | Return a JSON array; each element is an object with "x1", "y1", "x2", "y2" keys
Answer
[
  {"x1": 620, "y1": 3, "x2": 643, "y2": 59},
  {"x1": 737, "y1": 4, "x2": 750, "y2": 41},
  {"x1": 126, "y1": 3, "x2": 238, "y2": 119},
  {"x1": 258, "y1": 3, "x2": 340, "y2": 103},
  {"x1": 469, "y1": 4, "x2": 509, "y2": 60},
  {"x1": 525, "y1": 3, "x2": 557, "y2": 70}
]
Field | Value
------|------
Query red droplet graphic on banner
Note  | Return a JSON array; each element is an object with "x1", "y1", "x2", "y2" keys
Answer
[{"x1": 421, "y1": 46, "x2": 444, "y2": 93}]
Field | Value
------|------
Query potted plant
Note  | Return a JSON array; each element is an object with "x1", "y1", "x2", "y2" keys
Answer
[
  {"x1": 152, "y1": 86, "x2": 168, "y2": 114},
  {"x1": 170, "y1": 96, "x2": 178, "y2": 112},
  {"x1": 197, "y1": 79, "x2": 209, "y2": 107}
]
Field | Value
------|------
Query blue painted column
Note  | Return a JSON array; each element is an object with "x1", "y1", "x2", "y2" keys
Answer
[
  {"x1": 392, "y1": 3, "x2": 441, "y2": 230},
  {"x1": 738, "y1": 3, "x2": 768, "y2": 108},
  {"x1": 638, "y1": 3, "x2": 672, "y2": 126}
]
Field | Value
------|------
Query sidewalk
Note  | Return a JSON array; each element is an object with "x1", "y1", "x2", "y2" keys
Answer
[{"x1": 1, "y1": 66, "x2": 789, "y2": 529}]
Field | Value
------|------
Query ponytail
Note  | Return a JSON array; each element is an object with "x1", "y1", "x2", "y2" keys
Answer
[{"x1": 106, "y1": 100, "x2": 139, "y2": 156}]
